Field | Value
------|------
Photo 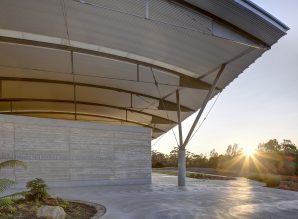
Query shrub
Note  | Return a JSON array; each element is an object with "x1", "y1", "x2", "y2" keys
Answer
[
  {"x1": 247, "y1": 173, "x2": 281, "y2": 187},
  {"x1": 0, "y1": 197, "x2": 14, "y2": 211},
  {"x1": 58, "y1": 198, "x2": 70, "y2": 209},
  {"x1": 264, "y1": 175, "x2": 281, "y2": 187},
  {"x1": 187, "y1": 173, "x2": 204, "y2": 179},
  {"x1": 153, "y1": 161, "x2": 164, "y2": 168},
  {"x1": 25, "y1": 178, "x2": 48, "y2": 202},
  {"x1": 246, "y1": 174, "x2": 266, "y2": 182}
]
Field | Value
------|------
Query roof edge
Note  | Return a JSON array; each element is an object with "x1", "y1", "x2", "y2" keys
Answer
[{"x1": 237, "y1": 0, "x2": 289, "y2": 32}]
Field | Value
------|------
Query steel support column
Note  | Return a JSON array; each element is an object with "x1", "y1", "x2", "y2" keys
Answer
[
  {"x1": 178, "y1": 149, "x2": 186, "y2": 186},
  {"x1": 176, "y1": 90, "x2": 186, "y2": 186}
]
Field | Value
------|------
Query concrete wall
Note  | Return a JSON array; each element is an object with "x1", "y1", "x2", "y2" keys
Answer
[{"x1": 0, "y1": 114, "x2": 151, "y2": 187}]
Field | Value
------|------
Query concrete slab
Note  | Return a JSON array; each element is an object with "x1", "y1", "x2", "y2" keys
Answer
[{"x1": 48, "y1": 173, "x2": 298, "y2": 219}]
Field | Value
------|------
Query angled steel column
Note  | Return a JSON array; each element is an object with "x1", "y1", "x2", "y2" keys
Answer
[
  {"x1": 177, "y1": 64, "x2": 226, "y2": 186},
  {"x1": 183, "y1": 64, "x2": 226, "y2": 148},
  {"x1": 176, "y1": 90, "x2": 185, "y2": 186}
]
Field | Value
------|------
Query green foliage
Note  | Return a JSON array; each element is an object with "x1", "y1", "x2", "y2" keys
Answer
[
  {"x1": 246, "y1": 173, "x2": 285, "y2": 188},
  {"x1": 187, "y1": 172, "x2": 204, "y2": 179},
  {"x1": 0, "y1": 198, "x2": 17, "y2": 218},
  {"x1": 0, "y1": 197, "x2": 14, "y2": 210},
  {"x1": 258, "y1": 139, "x2": 280, "y2": 152},
  {"x1": 280, "y1": 139, "x2": 297, "y2": 153},
  {"x1": 265, "y1": 177, "x2": 281, "y2": 187},
  {"x1": 0, "y1": 160, "x2": 26, "y2": 209},
  {"x1": 25, "y1": 178, "x2": 48, "y2": 202},
  {"x1": 0, "y1": 160, "x2": 26, "y2": 170},
  {"x1": 58, "y1": 198, "x2": 70, "y2": 209},
  {"x1": 152, "y1": 150, "x2": 168, "y2": 168},
  {"x1": 258, "y1": 139, "x2": 297, "y2": 154},
  {"x1": 256, "y1": 139, "x2": 298, "y2": 176}
]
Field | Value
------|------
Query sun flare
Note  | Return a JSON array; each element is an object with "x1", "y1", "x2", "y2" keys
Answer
[{"x1": 243, "y1": 147, "x2": 255, "y2": 157}]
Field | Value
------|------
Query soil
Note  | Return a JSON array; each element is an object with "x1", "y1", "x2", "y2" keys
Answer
[{"x1": 0, "y1": 197, "x2": 99, "y2": 219}]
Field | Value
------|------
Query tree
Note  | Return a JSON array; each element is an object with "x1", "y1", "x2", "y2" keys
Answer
[
  {"x1": 208, "y1": 149, "x2": 219, "y2": 168},
  {"x1": 226, "y1": 144, "x2": 241, "y2": 157},
  {"x1": 258, "y1": 139, "x2": 280, "y2": 152},
  {"x1": 168, "y1": 147, "x2": 179, "y2": 167},
  {"x1": 280, "y1": 139, "x2": 297, "y2": 153},
  {"x1": 151, "y1": 139, "x2": 298, "y2": 176},
  {"x1": 151, "y1": 150, "x2": 168, "y2": 168},
  {"x1": 188, "y1": 153, "x2": 208, "y2": 167}
]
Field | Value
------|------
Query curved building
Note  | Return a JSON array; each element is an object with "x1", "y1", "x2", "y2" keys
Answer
[{"x1": 0, "y1": 0, "x2": 288, "y2": 186}]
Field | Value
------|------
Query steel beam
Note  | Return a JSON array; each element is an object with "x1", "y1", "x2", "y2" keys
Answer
[
  {"x1": 0, "y1": 98, "x2": 176, "y2": 124},
  {"x1": 176, "y1": 90, "x2": 183, "y2": 148},
  {"x1": 1, "y1": 110, "x2": 165, "y2": 133},
  {"x1": 0, "y1": 77, "x2": 193, "y2": 112}
]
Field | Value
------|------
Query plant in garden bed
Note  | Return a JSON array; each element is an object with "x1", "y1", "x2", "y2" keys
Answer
[
  {"x1": 1, "y1": 177, "x2": 100, "y2": 218},
  {"x1": 0, "y1": 160, "x2": 26, "y2": 218},
  {"x1": 25, "y1": 178, "x2": 49, "y2": 202},
  {"x1": 0, "y1": 160, "x2": 26, "y2": 207}
]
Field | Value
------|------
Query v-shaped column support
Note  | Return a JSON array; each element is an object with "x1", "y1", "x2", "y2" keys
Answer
[{"x1": 176, "y1": 64, "x2": 226, "y2": 186}]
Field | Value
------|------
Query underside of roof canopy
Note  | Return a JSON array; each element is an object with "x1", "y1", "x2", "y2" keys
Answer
[{"x1": 0, "y1": 0, "x2": 288, "y2": 138}]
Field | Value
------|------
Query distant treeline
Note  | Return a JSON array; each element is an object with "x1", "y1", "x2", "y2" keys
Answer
[{"x1": 152, "y1": 139, "x2": 298, "y2": 176}]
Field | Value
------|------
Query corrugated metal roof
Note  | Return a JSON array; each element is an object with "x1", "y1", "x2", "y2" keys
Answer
[
  {"x1": 240, "y1": 0, "x2": 289, "y2": 30},
  {"x1": 0, "y1": 0, "x2": 288, "y2": 138},
  {"x1": 185, "y1": 0, "x2": 289, "y2": 46}
]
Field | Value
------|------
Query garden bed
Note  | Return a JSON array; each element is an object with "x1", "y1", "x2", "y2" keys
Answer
[{"x1": 0, "y1": 196, "x2": 105, "y2": 219}]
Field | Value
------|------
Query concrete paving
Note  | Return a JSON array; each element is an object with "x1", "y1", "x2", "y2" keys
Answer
[{"x1": 49, "y1": 173, "x2": 298, "y2": 219}]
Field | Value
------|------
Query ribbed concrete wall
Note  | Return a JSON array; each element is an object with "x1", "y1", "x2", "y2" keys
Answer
[{"x1": 0, "y1": 114, "x2": 151, "y2": 187}]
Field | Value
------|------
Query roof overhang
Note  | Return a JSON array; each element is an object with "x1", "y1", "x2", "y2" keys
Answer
[{"x1": 0, "y1": 0, "x2": 288, "y2": 138}]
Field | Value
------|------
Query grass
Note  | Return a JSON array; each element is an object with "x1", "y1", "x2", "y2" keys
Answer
[
  {"x1": 153, "y1": 169, "x2": 178, "y2": 176},
  {"x1": 215, "y1": 169, "x2": 292, "y2": 188},
  {"x1": 152, "y1": 168, "x2": 236, "y2": 180},
  {"x1": 152, "y1": 168, "x2": 294, "y2": 188}
]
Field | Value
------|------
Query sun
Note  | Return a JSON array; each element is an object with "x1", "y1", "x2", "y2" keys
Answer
[{"x1": 243, "y1": 147, "x2": 255, "y2": 157}]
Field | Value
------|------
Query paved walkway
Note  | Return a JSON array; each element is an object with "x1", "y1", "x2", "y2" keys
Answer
[{"x1": 49, "y1": 173, "x2": 298, "y2": 219}]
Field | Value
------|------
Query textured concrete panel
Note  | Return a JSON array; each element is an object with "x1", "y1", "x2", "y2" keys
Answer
[
  {"x1": 0, "y1": 122, "x2": 14, "y2": 150},
  {"x1": 15, "y1": 124, "x2": 69, "y2": 151},
  {"x1": 0, "y1": 114, "x2": 151, "y2": 187}
]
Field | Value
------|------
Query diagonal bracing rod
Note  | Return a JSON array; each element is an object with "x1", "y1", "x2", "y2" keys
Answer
[
  {"x1": 182, "y1": 64, "x2": 226, "y2": 149},
  {"x1": 176, "y1": 90, "x2": 183, "y2": 148}
]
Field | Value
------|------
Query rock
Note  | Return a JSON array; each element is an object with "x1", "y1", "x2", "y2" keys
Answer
[{"x1": 36, "y1": 205, "x2": 66, "y2": 219}]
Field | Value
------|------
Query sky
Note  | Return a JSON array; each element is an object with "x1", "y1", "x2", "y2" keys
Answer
[{"x1": 152, "y1": 0, "x2": 298, "y2": 156}]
